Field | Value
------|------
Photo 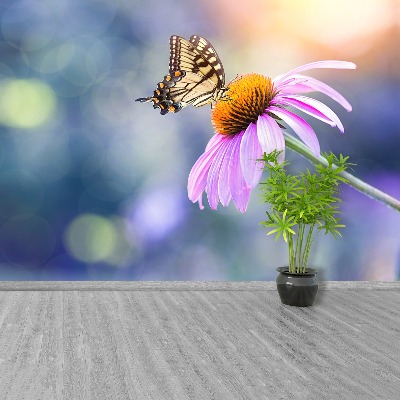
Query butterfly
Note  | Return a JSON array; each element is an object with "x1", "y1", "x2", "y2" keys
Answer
[{"x1": 136, "y1": 35, "x2": 228, "y2": 115}]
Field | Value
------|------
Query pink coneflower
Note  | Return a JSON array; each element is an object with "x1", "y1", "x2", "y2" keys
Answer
[{"x1": 188, "y1": 61, "x2": 356, "y2": 212}]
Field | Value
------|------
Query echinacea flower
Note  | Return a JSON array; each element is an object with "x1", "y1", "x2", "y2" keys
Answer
[{"x1": 188, "y1": 60, "x2": 356, "y2": 212}]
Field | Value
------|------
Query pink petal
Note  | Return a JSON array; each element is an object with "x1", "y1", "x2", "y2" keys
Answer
[
  {"x1": 218, "y1": 136, "x2": 238, "y2": 206},
  {"x1": 276, "y1": 74, "x2": 352, "y2": 111},
  {"x1": 273, "y1": 96, "x2": 333, "y2": 126},
  {"x1": 273, "y1": 95, "x2": 342, "y2": 132},
  {"x1": 197, "y1": 194, "x2": 204, "y2": 210},
  {"x1": 281, "y1": 95, "x2": 344, "y2": 133},
  {"x1": 205, "y1": 132, "x2": 225, "y2": 152},
  {"x1": 269, "y1": 106, "x2": 320, "y2": 157},
  {"x1": 188, "y1": 134, "x2": 227, "y2": 203},
  {"x1": 229, "y1": 133, "x2": 251, "y2": 213},
  {"x1": 256, "y1": 114, "x2": 285, "y2": 163},
  {"x1": 206, "y1": 138, "x2": 232, "y2": 209},
  {"x1": 239, "y1": 123, "x2": 263, "y2": 188},
  {"x1": 274, "y1": 61, "x2": 356, "y2": 86}
]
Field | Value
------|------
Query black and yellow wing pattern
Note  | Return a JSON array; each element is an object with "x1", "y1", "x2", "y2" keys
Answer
[{"x1": 136, "y1": 35, "x2": 227, "y2": 115}]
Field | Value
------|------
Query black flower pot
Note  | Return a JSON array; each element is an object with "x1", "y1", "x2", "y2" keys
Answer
[{"x1": 276, "y1": 267, "x2": 318, "y2": 307}]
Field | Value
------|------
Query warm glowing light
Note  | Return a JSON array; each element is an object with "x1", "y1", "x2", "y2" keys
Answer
[
  {"x1": 291, "y1": 0, "x2": 393, "y2": 46},
  {"x1": 212, "y1": 0, "x2": 394, "y2": 57}
]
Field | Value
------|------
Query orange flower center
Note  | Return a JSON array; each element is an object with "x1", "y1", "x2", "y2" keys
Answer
[{"x1": 212, "y1": 73, "x2": 277, "y2": 136}]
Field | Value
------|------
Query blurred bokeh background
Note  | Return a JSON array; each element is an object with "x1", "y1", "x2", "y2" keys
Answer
[{"x1": 0, "y1": 0, "x2": 399, "y2": 281}]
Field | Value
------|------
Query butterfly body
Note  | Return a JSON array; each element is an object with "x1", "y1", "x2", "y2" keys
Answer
[{"x1": 136, "y1": 35, "x2": 228, "y2": 115}]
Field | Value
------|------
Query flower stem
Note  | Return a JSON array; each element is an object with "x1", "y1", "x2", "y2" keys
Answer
[{"x1": 283, "y1": 132, "x2": 400, "y2": 212}]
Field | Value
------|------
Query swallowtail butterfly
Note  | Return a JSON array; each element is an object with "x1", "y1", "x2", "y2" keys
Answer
[{"x1": 136, "y1": 35, "x2": 228, "y2": 114}]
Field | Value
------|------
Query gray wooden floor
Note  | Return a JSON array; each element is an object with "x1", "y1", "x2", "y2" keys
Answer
[{"x1": 0, "y1": 281, "x2": 399, "y2": 400}]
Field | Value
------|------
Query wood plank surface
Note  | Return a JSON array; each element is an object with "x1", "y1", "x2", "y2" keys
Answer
[
  {"x1": 0, "y1": 282, "x2": 399, "y2": 399},
  {"x1": 0, "y1": 280, "x2": 399, "y2": 291}
]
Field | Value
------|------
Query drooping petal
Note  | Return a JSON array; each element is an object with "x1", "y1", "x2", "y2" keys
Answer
[
  {"x1": 274, "y1": 60, "x2": 356, "y2": 86},
  {"x1": 205, "y1": 132, "x2": 225, "y2": 152},
  {"x1": 273, "y1": 95, "x2": 334, "y2": 126},
  {"x1": 269, "y1": 106, "x2": 320, "y2": 157},
  {"x1": 280, "y1": 95, "x2": 344, "y2": 132},
  {"x1": 228, "y1": 132, "x2": 251, "y2": 213},
  {"x1": 197, "y1": 194, "x2": 204, "y2": 210},
  {"x1": 188, "y1": 134, "x2": 227, "y2": 205},
  {"x1": 240, "y1": 123, "x2": 263, "y2": 188},
  {"x1": 256, "y1": 114, "x2": 285, "y2": 163},
  {"x1": 275, "y1": 74, "x2": 352, "y2": 111},
  {"x1": 218, "y1": 137, "x2": 237, "y2": 206},
  {"x1": 273, "y1": 94, "x2": 344, "y2": 133},
  {"x1": 206, "y1": 137, "x2": 232, "y2": 209}
]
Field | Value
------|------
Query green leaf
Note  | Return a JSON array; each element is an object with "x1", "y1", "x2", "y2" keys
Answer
[{"x1": 260, "y1": 150, "x2": 353, "y2": 268}]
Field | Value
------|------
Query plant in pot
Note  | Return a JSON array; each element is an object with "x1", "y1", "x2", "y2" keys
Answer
[{"x1": 259, "y1": 150, "x2": 352, "y2": 307}]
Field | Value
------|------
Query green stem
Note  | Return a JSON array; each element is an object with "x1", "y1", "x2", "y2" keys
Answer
[
  {"x1": 303, "y1": 224, "x2": 315, "y2": 272},
  {"x1": 296, "y1": 223, "x2": 305, "y2": 273},
  {"x1": 294, "y1": 225, "x2": 299, "y2": 272},
  {"x1": 288, "y1": 234, "x2": 294, "y2": 273},
  {"x1": 283, "y1": 132, "x2": 400, "y2": 213}
]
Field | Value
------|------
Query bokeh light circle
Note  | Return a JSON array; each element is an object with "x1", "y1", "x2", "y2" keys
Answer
[
  {"x1": 20, "y1": 25, "x2": 55, "y2": 52},
  {"x1": 63, "y1": 214, "x2": 118, "y2": 263},
  {"x1": 0, "y1": 79, "x2": 56, "y2": 128}
]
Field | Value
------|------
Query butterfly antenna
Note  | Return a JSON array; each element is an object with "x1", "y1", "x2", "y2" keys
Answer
[{"x1": 135, "y1": 97, "x2": 152, "y2": 103}]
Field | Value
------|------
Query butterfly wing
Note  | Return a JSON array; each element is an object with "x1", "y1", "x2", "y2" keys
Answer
[
  {"x1": 188, "y1": 35, "x2": 225, "y2": 87},
  {"x1": 166, "y1": 71, "x2": 219, "y2": 106},
  {"x1": 136, "y1": 35, "x2": 226, "y2": 114},
  {"x1": 168, "y1": 35, "x2": 225, "y2": 107}
]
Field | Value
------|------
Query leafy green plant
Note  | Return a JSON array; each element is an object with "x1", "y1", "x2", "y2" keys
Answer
[{"x1": 260, "y1": 151, "x2": 352, "y2": 274}]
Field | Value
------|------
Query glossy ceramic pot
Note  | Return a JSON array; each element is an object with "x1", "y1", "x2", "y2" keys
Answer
[{"x1": 276, "y1": 267, "x2": 318, "y2": 307}]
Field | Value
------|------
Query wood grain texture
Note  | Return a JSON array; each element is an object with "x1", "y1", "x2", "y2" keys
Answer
[
  {"x1": 0, "y1": 283, "x2": 399, "y2": 399},
  {"x1": 0, "y1": 280, "x2": 399, "y2": 291}
]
